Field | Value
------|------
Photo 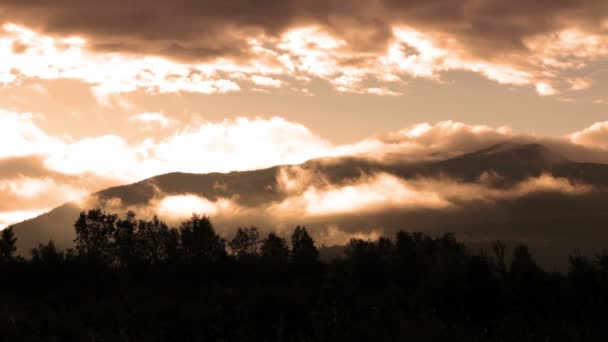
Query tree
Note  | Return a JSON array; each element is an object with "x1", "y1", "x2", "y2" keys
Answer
[
  {"x1": 290, "y1": 226, "x2": 318, "y2": 264},
  {"x1": 229, "y1": 226, "x2": 260, "y2": 260},
  {"x1": 135, "y1": 216, "x2": 174, "y2": 264},
  {"x1": 345, "y1": 237, "x2": 394, "y2": 263},
  {"x1": 31, "y1": 240, "x2": 64, "y2": 265},
  {"x1": 114, "y1": 211, "x2": 137, "y2": 267},
  {"x1": 0, "y1": 226, "x2": 17, "y2": 262},
  {"x1": 396, "y1": 231, "x2": 415, "y2": 262},
  {"x1": 179, "y1": 215, "x2": 226, "y2": 261},
  {"x1": 261, "y1": 233, "x2": 289, "y2": 264},
  {"x1": 492, "y1": 240, "x2": 507, "y2": 278},
  {"x1": 345, "y1": 238, "x2": 378, "y2": 261},
  {"x1": 510, "y1": 244, "x2": 540, "y2": 276},
  {"x1": 165, "y1": 227, "x2": 181, "y2": 262},
  {"x1": 74, "y1": 208, "x2": 118, "y2": 264}
]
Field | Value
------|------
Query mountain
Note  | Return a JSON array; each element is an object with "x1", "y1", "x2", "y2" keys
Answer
[{"x1": 10, "y1": 143, "x2": 608, "y2": 267}]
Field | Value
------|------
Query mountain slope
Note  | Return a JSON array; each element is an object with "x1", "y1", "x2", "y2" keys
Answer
[{"x1": 10, "y1": 143, "x2": 608, "y2": 263}]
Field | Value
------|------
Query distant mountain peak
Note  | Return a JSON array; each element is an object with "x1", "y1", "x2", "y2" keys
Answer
[{"x1": 457, "y1": 142, "x2": 567, "y2": 165}]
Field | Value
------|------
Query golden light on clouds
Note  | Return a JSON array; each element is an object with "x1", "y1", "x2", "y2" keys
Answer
[
  {"x1": 270, "y1": 170, "x2": 591, "y2": 219},
  {"x1": 272, "y1": 173, "x2": 450, "y2": 217},
  {"x1": 0, "y1": 2, "x2": 608, "y2": 232},
  {"x1": 570, "y1": 122, "x2": 608, "y2": 150},
  {"x1": 3, "y1": 22, "x2": 605, "y2": 98},
  {"x1": 157, "y1": 195, "x2": 239, "y2": 219},
  {"x1": 0, "y1": 23, "x2": 241, "y2": 98},
  {"x1": 0, "y1": 209, "x2": 48, "y2": 230},
  {"x1": 3, "y1": 107, "x2": 608, "y2": 231}
]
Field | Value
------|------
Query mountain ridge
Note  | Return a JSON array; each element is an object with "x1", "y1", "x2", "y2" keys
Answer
[{"x1": 9, "y1": 142, "x2": 608, "y2": 263}]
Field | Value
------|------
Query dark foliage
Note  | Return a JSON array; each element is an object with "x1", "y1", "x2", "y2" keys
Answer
[
  {"x1": 229, "y1": 226, "x2": 260, "y2": 260},
  {"x1": 2, "y1": 209, "x2": 608, "y2": 341},
  {"x1": 261, "y1": 233, "x2": 289, "y2": 264},
  {"x1": 290, "y1": 226, "x2": 318, "y2": 264},
  {"x1": 0, "y1": 226, "x2": 17, "y2": 262},
  {"x1": 179, "y1": 214, "x2": 226, "y2": 262}
]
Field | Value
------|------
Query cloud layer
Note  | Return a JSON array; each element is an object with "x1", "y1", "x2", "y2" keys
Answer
[
  {"x1": 2, "y1": 1, "x2": 607, "y2": 97},
  {"x1": 2, "y1": 106, "x2": 608, "y2": 231}
]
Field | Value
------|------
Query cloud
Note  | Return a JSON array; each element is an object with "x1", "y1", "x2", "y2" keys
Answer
[
  {"x1": 0, "y1": 113, "x2": 330, "y2": 183},
  {"x1": 3, "y1": 107, "x2": 608, "y2": 229},
  {"x1": 271, "y1": 172, "x2": 450, "y2": 217},
  {"x1": 340, "y1": 120, "x2": 513, "y2": 161},
  {"x1": 0, "y1": 23, "x2": 242, "y2": 97},
  {"x1": 0, "y1": 110, "x2": 61, "y2": 159},
  {"x1": 0, "y1": 209, "x2": 47, "y2": 230},
  {"x1": 569, "y1": 121, "x2": 608, "y2": 150},
  {"x1": 271, "y1": 169, "x2": 591, "y2": 219},
  {"x1": 0, "y1": 0, "x2": 608, "y2": 95},
  {"x1": 156, "y1": 194, "x2": 241, "y2": 220},
  {"x1": 2, "y1": 10, "x2": 608, "y2": 96},
  {"x1": 250, "y1": 75, "x2": 283, "y2": 88},
  {"x1": 315, "y1": 225, "x2": 383, "y2": 246},
  {"x1": 129, "y1": 112, "x2": 176, "y2": 129}
]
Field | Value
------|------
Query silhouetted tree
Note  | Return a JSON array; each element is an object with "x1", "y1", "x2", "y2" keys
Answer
[
  {"x1": 31, "y1": 240, "x2": 64, "y2": 265},
  {"x1": 135, "y1": 216, "x2": 174, "y2": 264},
  {"x1": 596, "y1": 249, "x2": 608, "y2": 273},
  {"x1": 0, "y1": 226, "x2": 17, "y2": 262},
  {"x1": 345, "y1": 237, "x2": 394, "y2": 264},
  {"x1": 345, "y1": 238, "x2": 377, "y2": 261},
  {"x1": 229, "y1": 226, "x2": 260, "y2": 260},
  {"x1": 568, "y1": 250, "x2": 600, "y2": 302},
  {"x1": 510, "y1": 244, "x2": 540, "y2": 276},
  {"x1": 492, "y1": 240, "x2": 507, "y2": 278},
  {"x1": 436, "y1": 233, "x2": 464, "y2": 260},
  {"x1": 509, "y1": 244, "x2": 543, "y2": 306},
  {"x1": 179, "y1": 214, "x2": 226, "y2": 261},
  {"x1": 74, "y1": 209, "x2": 118, "y2": 264},
  {"x1": 261, "y1": 233, "x2": 289, "y2": 264},
  {"x1": 114, "y1": 211, "x2": 137, "y2": 267},
  {"x1": 165, "y1": 227, "x2": 181, "y2": 262},
  {"x1": 9, "y1": 207, "x2": 608, "y2": 341},
  {"x1": 290, "y1": 226, "x2": 318, "y2": 264},
  {"x1": 396, "y1": 231, "x2": 415, "y2": 259}
]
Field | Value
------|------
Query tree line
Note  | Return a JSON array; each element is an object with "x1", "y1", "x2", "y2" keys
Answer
[
  {"x1": 1, "y1": 209, "x2": 320, "y2": 267},
  {"x1": 1, "y1": 208, "x2": 608, "y2": 341}
]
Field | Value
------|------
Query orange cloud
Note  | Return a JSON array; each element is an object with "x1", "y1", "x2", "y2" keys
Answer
[
  {"x1": 270, "y1": 170, "x2": 590, "y2": 219},
  {"x1": 569, "y1": 122, "x2": 608, "y2": 150},
  {"x1": 157, "y1": 195, "x2": 241, "y2": 220},
  {"x1": 0, "y1": 209, "x2": 48, "y2": 230},
  {"x1": 129, "y1": 112, "x2": 176, "y2": 129},
  {"x1": 2, "y1": 110, "x2": 608, "y2": 228},
  {"x1": 2, "y1": 22, "x2": 605, "y2": 97}
]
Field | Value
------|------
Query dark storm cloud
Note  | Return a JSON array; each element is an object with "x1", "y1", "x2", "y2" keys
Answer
[{"x1": 1, "y1": 0, "x2": 606, "y2": 62}]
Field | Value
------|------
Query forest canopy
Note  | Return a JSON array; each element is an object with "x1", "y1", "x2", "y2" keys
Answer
[{"x1": 1, "y1": 209, "x2": 608, "y2": 341}]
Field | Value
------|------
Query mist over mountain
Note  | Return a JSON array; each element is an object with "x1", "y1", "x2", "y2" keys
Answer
[{"x1": 11, "y1": 142, "x2": 608, "y2": 268}]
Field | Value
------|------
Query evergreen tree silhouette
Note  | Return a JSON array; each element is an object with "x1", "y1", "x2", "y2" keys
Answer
[
  {"x1": 290, "y1": 226, "x2": 318, "y2": 264},
  {"x1": 179, "y1": 214, "x2": 226, "y2": 262},
  {"x1": 7, "y1": 206, "x2": 608, "y2": 340},
  {"x1": 114, "y1": 211, "x2": 137, "y2": 267},
  {"x1": 492, "y1": 240, "x2": 507, "y2": 278},
  {"x1": 510, "y1": 244, "x2": 540, "y2": 276},
  {"x1": 31, "y1": 240, "x2": 64, "y2": 265},
  {"x1": 229, "y1": 226, "x2": 260, "y2": 260},
  {"x1": 261, "y1": 233, "x2": 289, "y2": 264},
  {"x1": 0, "y1": 226, "x2": 17, "y2": 262}
]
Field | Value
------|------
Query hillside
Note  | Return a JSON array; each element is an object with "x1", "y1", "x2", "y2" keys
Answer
[{"x1": 11, "y1": 143, "x2": 608, "y2": 266}]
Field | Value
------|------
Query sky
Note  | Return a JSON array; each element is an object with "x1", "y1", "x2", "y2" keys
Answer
[{"x1": 1, "y1": 0, "x2": 608, "y2": 229}]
